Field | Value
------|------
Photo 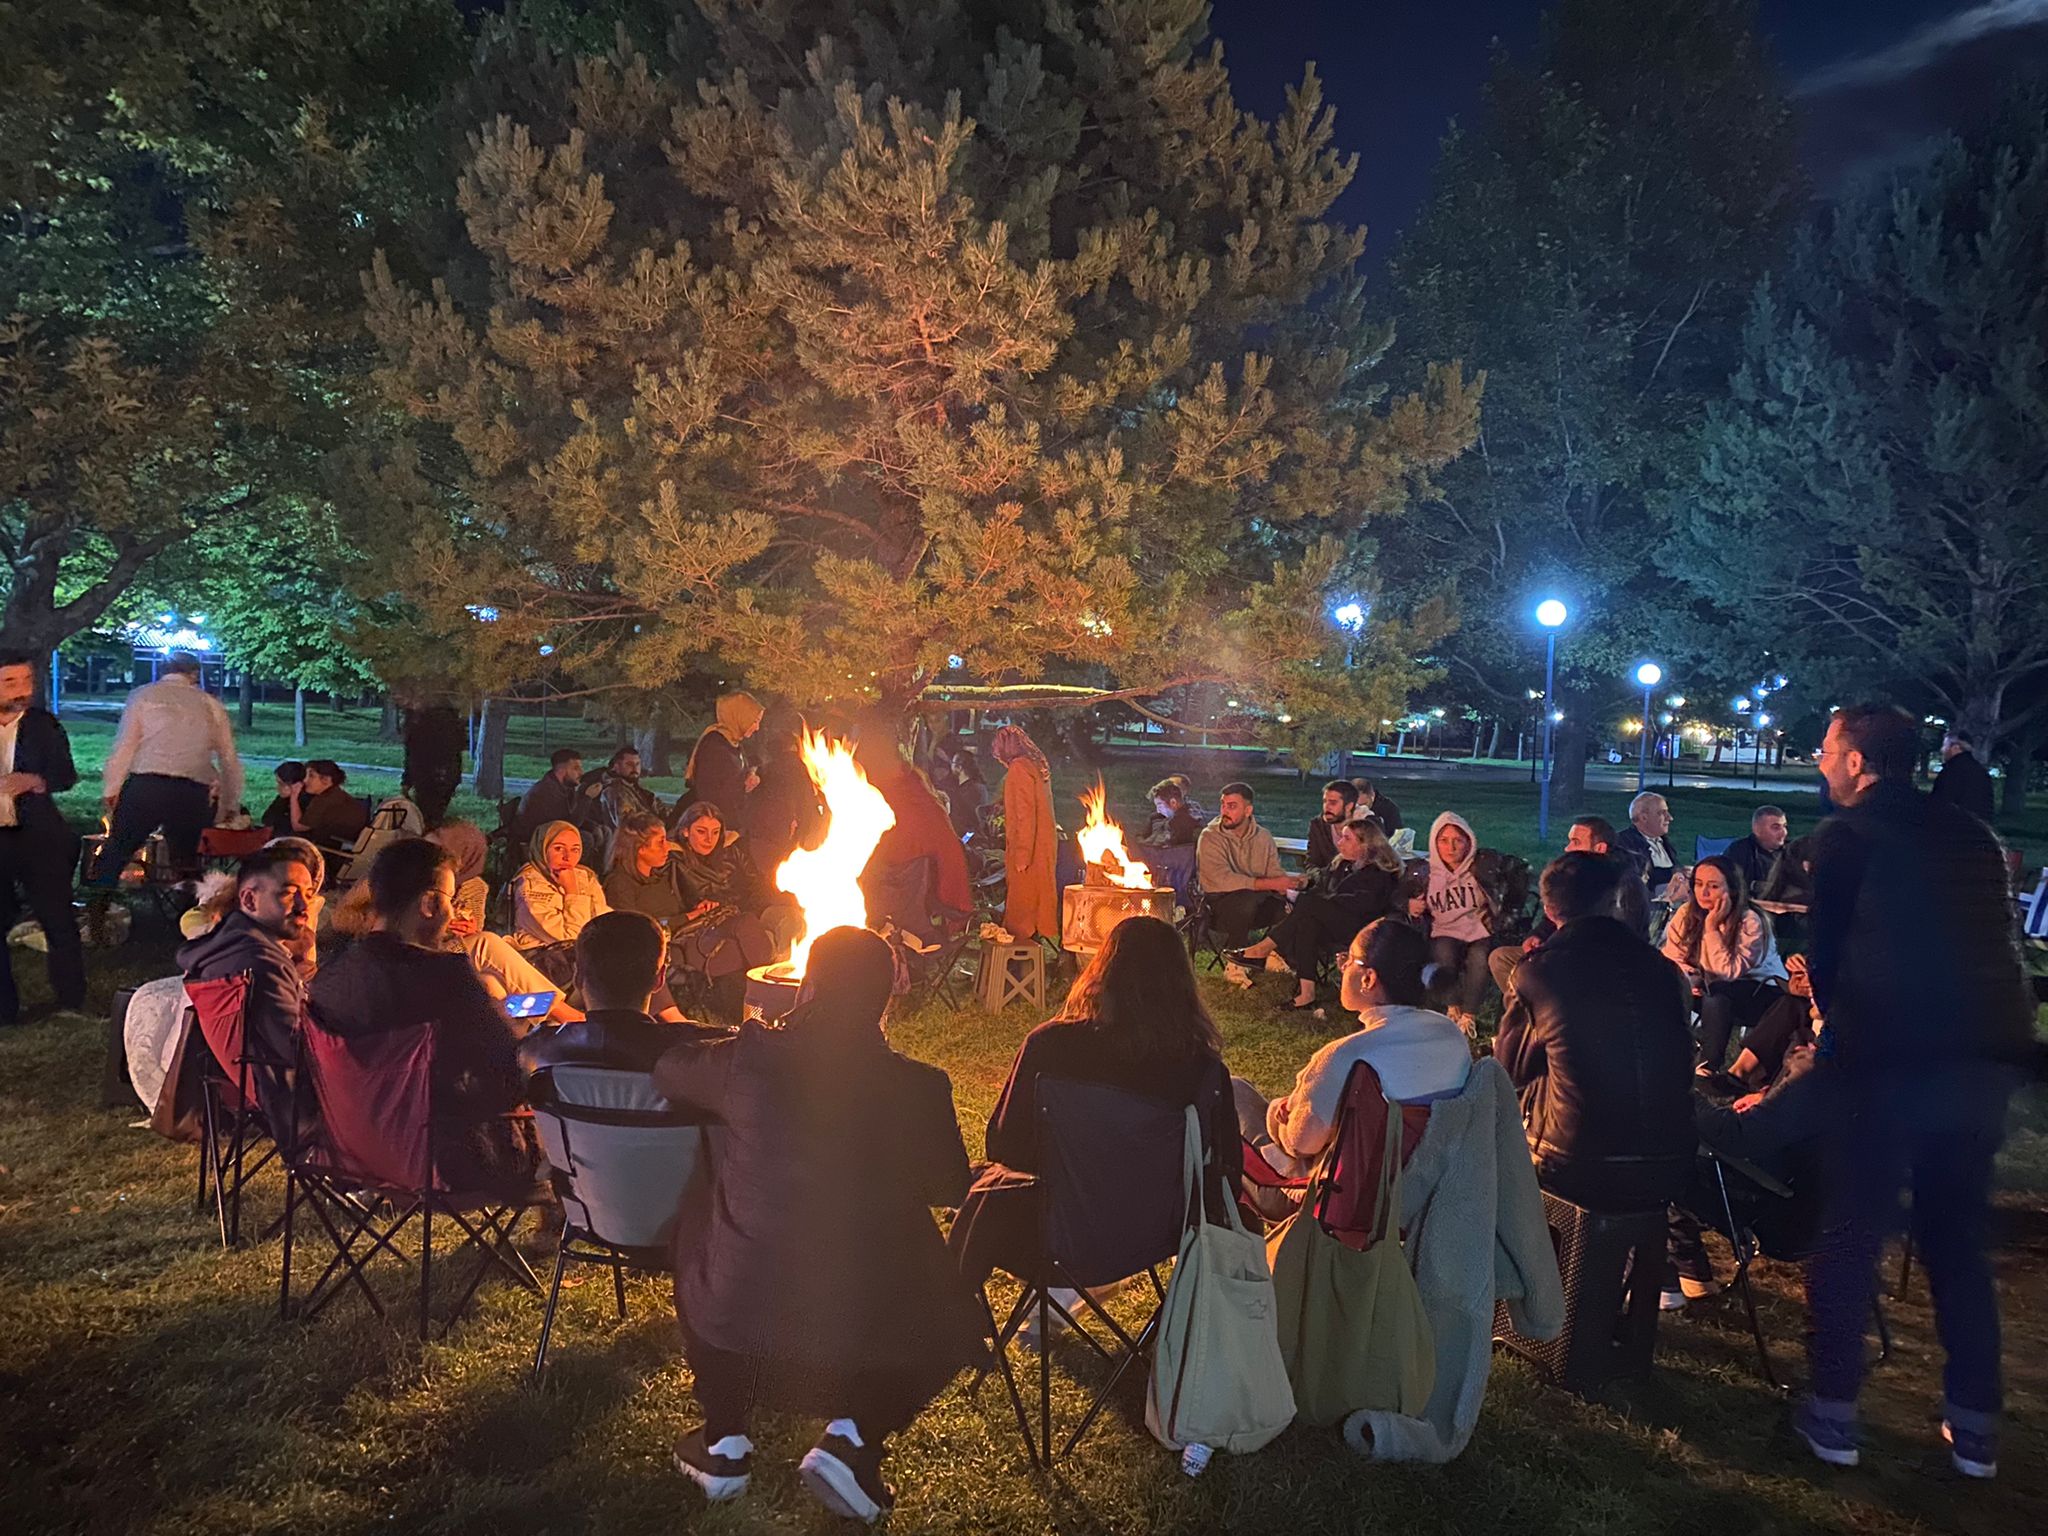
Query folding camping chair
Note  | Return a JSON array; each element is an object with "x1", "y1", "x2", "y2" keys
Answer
[
  {"x1": 976, "y1": 1077, "x2": 1205, "y2": 1465},
  {"x1": 526, "y1": 1065, "x2": 708, "y2": 1383},
  {"x1": 1694, "y1": 835, "x2": 1736, "y2": 866},
  {"x1": 186, "y1": 972, "x2": 292, "y2": 1249},
  {"x1": 282, "y1": 1013, "x2": 543, "y2": 1338}
]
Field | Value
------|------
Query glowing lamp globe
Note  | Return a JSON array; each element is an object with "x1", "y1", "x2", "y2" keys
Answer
[
  {"x1": 1535, "y1": 599, "x2": 1568, "y2": 629},
  {"x1": 1635, "y1": 662, "x2": 1663, "y2": 688}
]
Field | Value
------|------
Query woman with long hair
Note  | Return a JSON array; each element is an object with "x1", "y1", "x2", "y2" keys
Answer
[
  {"x1": 949, "y1": 914, "x2": 1242, "y2": 1297},
  {"x1": 1659, "y1": 853, "x2": 1787, "y2": 1071},
  {"x1": 1235, "y1": 817, "x2": 1404, "y2": 1010},
  {"x1": 989, "y1": 723, "x2": 1057, "y2": 940},
  {"x1": 657, "y1": 926, "x2": 982, "y2": 1522}
]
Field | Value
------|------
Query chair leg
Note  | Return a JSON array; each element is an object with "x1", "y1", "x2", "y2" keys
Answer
[
  {"x1": 612, "y1": 1257, "x2": 628, "y2": 1322},
  {"x1": 418, "y1": 1203, "x2": 433, "y2": 1343},
  {"x1": 1061, "y1": 1305, "x2": 1164, "y2": 1460},
  {"x1": 278, "y1": 1171, "x2": 296, "y2": 1321},
  {"x1": 531, "y1": 1241, "x2": 572, "y2": 1386},
  {"x1": 1873, "y1": 1296, "x2": 1893, "y2": 1365},
  {"x1": 1714, "y1": 1161, "x2": 1783, "y2": 1393},
  {"x1": 975, "y1": 1288, "x2": 1039, "y2": 1467},
  {"x1": 1895, "y1": 1235, "x2": 1914, "y2": 1302},
  {"x1": 1038, "y1": 1287, "x2": 1052, "y2": 1472}
]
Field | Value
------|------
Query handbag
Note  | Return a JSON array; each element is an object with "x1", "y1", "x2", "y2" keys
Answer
[
  {"x1": 1265, "y1": 1084, "x2": 1436, "y2": 1427},
  {"x1": 1145, "y1": 1105, "x2": 1296, "y2": 1455}
]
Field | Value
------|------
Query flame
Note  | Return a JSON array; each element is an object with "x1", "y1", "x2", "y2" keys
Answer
[
  {"x1": 1077, "y1": 778, "x2": 1152, "y2": 890},
  {"x1": 773, "y1": 728, "x2": 897, "y2": 976}
]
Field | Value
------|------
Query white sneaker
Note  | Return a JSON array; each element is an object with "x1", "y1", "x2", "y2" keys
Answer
[{"x1": 1015, "y1": 1287, "x2": 1080, "y2": 1352}]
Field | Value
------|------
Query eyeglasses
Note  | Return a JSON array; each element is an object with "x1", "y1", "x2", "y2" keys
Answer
[{"x1": 1339, "y1": 952, "x2": 1365, "y2": 970}]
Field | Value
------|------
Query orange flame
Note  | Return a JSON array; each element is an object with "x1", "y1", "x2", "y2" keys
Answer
[
  {"x1": 1077, "y1": 778, "x2": 1153, "y2": 890},
  {"x1": 773, "y1": 729, "x2": 897, "y2": 976}
]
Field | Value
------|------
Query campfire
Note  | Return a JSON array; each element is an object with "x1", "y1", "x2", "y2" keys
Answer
[
  {"x1": 1062, "y1": 777, "x2": 1174, "y2": 953},
  {"x1": 744, "y1": 728, "x2": 896, "y2": 1020}
]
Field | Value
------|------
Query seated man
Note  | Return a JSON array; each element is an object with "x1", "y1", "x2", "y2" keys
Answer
[
  {"x1": 1352, "y1": 778, "x2": 1403, "y2": 836},
  {"x1": 1305, "y1": 778, "x2": 1360, "y2": 867},
  {"x1": 1725, "y1": 805, "x2": 1791, "y2": 896},
  {"x1": 176, "y1": 844, "x2": 320, "y2": 1142},
  {"x1": 308, "y1": 838, "x2": 542, "y2": 1200},
  {"x1": 516, "y1": 749, "x2": 585, "y2": 844},
  {"x1": 1493, "y1": 852, "x2": 1696, "y2": 1213},
  {"x1": 1615, "y1": 791, "x2": 1688, "y2": 907},
  {"x1": 1196, "y1": 781, "x2": 1302, "y2": 957},
  {"x1": 521, "y1": 911, "x2": 726, "y2": 1076},
  {"x1": 581, "y1": 746, "x2": 664, "y2": 863},
  {"x1": 1488, "y1": 815, "x2": 1653, "y2": 999},
  {"x1": 1133, "y1": 777, "x2": 1204, "y2": 904}
]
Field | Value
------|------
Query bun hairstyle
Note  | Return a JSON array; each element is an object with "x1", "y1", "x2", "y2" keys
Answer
[{"x1": 1351, "y1": 918, "x2": 1449, "y2": 1009}]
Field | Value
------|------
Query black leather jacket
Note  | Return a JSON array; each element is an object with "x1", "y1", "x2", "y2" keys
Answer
[{"x1": 1494, "y1": 914, "x2": 1697, "y2": 1212}]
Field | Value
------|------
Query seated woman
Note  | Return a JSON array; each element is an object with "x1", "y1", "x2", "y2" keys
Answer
[
  {"x1": 1235, "y1": 917, "x2": 1472, "y2": 1185},
  {"x1": 655, "y1": 926, "x2": 981, "y2": 1521},
  {"x1": 289, "y1": 760, "x2": 369, "y2": 854},
  {"x1": 261, "y1": 761, "x2": 305, "y2": 838},
  {"x1": 1408, "y1": 812, "x2": 1514, "y2": 1026},
  {"x1": 510, "y1": 820, "x2": 611, "y2": 986},
  {"x1": 425, "y1": 819, "x2": 491, "y2": 934},
  {"x1": 1235, "y1": 818, "x2": 1404, "y2": 1010},
  {"x1": 857, "y1": 742, "x2": 972, "y2": 935},
  {"x1": 1659, "y1": 853, "x2": 1787, "y2": 1072},
  {"x1": 949, "y1": 915, "x2": 1242, "y2": 1318},
  {"x1": 667, "y1": 804, "x2": 802, "y2": 976}
]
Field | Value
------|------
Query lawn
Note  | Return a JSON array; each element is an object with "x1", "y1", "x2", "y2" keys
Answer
[{"x1": 5, "y1": 710, "x2": 2045, "y2": 1534}]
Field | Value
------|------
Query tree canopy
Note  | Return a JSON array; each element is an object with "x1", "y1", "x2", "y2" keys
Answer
[{"x1": 347, "y1": 0, "x2": 1477, "y2": 749}]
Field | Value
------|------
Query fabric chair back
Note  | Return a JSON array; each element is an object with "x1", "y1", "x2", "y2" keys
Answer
[
  {"x1": 336, "y1": 826, "x2": 409, "y2": 886},
  {"x1": 529, "y1": 1066, "x2": 707, "y2": 1251},
  {"x1": 1313, "y1": 1061, "x2": 1433, "y2": 1248},
  {"x1": 186, "y1": 973, "x2": 253, "y2": 1110},
  {"x1": 1694, "y1": 835, "x2": 1735, "y2": 865},
  {"x1": 300, "y1": 1013, "x2": 436, "y2": 1192},
  {"x1": 1036, "y1": 1076, "x2": 1191, "y2": 1288}
]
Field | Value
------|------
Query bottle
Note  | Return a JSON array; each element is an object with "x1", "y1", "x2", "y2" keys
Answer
[{"x1": 1180, "y1": 1443, "x2": 1212, "y2": 1477}]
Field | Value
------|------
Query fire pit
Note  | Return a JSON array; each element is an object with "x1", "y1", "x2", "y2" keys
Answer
[
  {"x1": 743, "y1": 962, "x2": 804, "y2": 1023},
  {"x1": 1061, "y1": 778, "x2": 1174, "y2": 954}
]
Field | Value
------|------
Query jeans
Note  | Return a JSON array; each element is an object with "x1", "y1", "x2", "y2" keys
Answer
[
  {"x1": 1429, "y1": 934, "x2": 1492, "y2": 1017},
  {"x1": 97, "y1": 772, "x2": 212, "y2": 882},
  {"x1": 1805, "y1": 1064, "x2": 2014, "y2": 1433}
]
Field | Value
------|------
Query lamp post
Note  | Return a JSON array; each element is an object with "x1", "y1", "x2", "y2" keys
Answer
[
  {"x1": 1633, "y1": 662, "x2": 1663, "y2": 791},
  {"x1": 1665, "y1": 695, "x2": 1685, "y2": 788},
  {"x1": 1535, "y1": 599, "x2": 1569, "y2": 842}
]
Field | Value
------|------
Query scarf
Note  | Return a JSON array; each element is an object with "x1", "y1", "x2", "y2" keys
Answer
[
  {"x1": 989, "y1": 724, "x2": 1050, "y2": 782},
  {"x1": 527, "y1": 819, "x2": 582, "y2": 888},
  {"x1": 685, "y1": 692, "x2": 765, "y2": 785}
]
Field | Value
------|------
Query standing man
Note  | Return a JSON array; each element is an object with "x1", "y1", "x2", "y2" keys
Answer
[
  {"x1": 1930, "y1": 729, "x2": 1996, "y2": 824},
  {"x1": 0, "y1": 654, "x2": 85, "y2": 1026},
  {"x1": 1197, "y1": 781, "x2": 1301, "y2": 963},
  {"x1": 1795, "y1": 705, "x2": 2032, "y2": 1478},
  {"x1": 97, "y1": 653, "x2": 243, "y2": 881},
  {"x1": 401, "y1": 702, "x2": 466, "y2": 828}
]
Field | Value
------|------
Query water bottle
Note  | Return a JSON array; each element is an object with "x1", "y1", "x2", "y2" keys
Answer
[{"x1": 1180, "y1": 1443, "x2": 1212, "y2": 1477}]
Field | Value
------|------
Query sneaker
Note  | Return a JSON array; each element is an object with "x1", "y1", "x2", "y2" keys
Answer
[
  {"x1": 799, "y1": 1432, "x2": 895, "y2": 1523},
  {"x1": 1943, "y1": 1420, "x2": 1997, "y2": 1479},
  {"x1": 1015, "y1": 1287, "x2": 1079, "y2": 1352},
  {"x1": 1659, "y1": 1288, "x2": 1689, "y2": 1312},
  {"x1": 1792, "y1": 1401, "x2": 1860, "y2": 1469},
  {"x1": 673, "y1": 1427, "x2": 752, "y2": 1502}
]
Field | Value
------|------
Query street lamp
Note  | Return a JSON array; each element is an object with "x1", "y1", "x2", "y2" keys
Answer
[
  {"x1": 1535, "y1": 600, "x2": 1569, "y2": 842},
  {"x1": 1633, "y1": 662, "x2": 1663, "y2": 791}
]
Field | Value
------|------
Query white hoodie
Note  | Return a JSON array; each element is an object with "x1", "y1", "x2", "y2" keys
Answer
[{"x1": 1425, "y1": 811, "x2": 1491, "y2": 943}]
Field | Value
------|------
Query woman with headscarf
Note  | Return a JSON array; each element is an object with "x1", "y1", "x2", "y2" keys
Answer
[
  {"x1": 511, "y1": 820, "x2": 610, "y2": 952},
  {"x1": 857, "y1": 738, "x2": 973, "y2": 925},
  {"x1": 684, "y1": 692, "x2": 765, "y2": 831},
  {"x1": 426, "y1": 819, "x2": 490, "y2": 935},
  {"x1": 990, "y1": 724, "x2": 1057, "y2": 941},
  {"x1": 656, "y1": 926, "x2": 981, "y2": 1522}
]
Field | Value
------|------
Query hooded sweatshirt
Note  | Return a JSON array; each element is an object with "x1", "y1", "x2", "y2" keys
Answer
[{"x1": 1425, "y1": 812, "x2": 1491, "y2": 943}]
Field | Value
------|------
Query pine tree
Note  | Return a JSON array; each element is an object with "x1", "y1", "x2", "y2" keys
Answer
[
  {"x1": 1669, "y1": 90, "x2": 2048, "y2": 758},
  {"x1": 350, "y1": 1, "x2": 1476, "y2": 750}
]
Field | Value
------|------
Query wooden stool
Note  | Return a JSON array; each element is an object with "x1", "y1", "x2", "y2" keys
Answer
[{"x1": 976, "y1": 940, "x2": 1046, "y2": 1013}]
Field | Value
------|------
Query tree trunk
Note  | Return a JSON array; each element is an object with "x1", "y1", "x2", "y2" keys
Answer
[
  {"x1": 293, "y1": 686, "x2": 308, "y2": 748},
  {"x1": 1552, "y1": 717, "x2": 1590, "y2": 816},
  {"x1": 2001, "y1": 722, "x2": 2038, "y2": 820},
  {"x1": 633, "y1": 723, "x2": 672, "y2": 777},
  {"x1": 1486, "y1": 718, "x2": 1502, "y2": 759},
  {"x1": 377, "y1": 696, "x2": 400, "y2": 743},
  {"x1": 330, "y1": 689, "x2": 347, "y2": 715},
  {"x1": 238, "y1": 671, "x2": 255, "y2": 730},
  {"x1": 474, "y1": 698, "x2": 509, "y2": 800}
]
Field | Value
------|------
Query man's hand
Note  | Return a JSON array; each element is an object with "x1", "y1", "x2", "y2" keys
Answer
[
  {"x1": 1521, "y1": 934, "x2": 1541, "y2": 954},
  {"x1": 1733, "y1": 1092, "x2": 1765, "y2": 1114},
  {"x1": 0, "y1": 772, "x2": 48, "y2": 797}
]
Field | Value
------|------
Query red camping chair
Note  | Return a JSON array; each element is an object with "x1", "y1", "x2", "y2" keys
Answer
[
  {"x1": 1238, "y1": 1061, "x2": 1432, "y2": 1246},
  {"x1": 186, "y1": 972, "x2": 289, "y2": 1249},
  {"x1": 198, "y1": 826, "x2": 271, "y2": 870},
  {"x1": 283, "y1": 1014, "x2": 542, "y2": 1339}
]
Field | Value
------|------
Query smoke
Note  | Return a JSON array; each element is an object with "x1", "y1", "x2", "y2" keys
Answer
[{"x1": 1798, "y1": 0, "x2": 2048, "y2": 96}]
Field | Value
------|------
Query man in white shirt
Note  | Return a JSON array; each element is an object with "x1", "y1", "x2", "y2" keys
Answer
[
  {"x1": 0, "y1": 653, "x2": 86, "y2": 1025},
  {"x1": 95, "y1": 654, "x2": 244, "y2": 883}
]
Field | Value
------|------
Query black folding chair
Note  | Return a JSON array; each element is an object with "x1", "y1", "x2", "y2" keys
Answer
[
  {"x1": 977, "y1": 1077, "x2": 1203, "y2": 1465},
  {"x1": 526, "y1": 1065, "x2": 708, "y2": 1383}
]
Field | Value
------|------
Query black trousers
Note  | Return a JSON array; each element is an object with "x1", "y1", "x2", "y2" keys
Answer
[
  {"x1": 1696, "y1": 979, "x2": 1785, "y2": 1073},
  {"x1": 99, "y1": 773, "x2": 212, "y2": 880},
  {"x1": 1208, "y1": 889, "x2": 1286, "y2": 949},
  {"x1": 409, "y1": 767, "x2": 462, "y2": 828},
  {"x1": 0, "y1": 825, "x2": 86, "y2": 1020},
  {"x1": 1269, "y1": 892, "x2": 1360, "y2": 979},
  {"x1": 684, "y1": 1334, "x2": 928, "y2": 1445}
]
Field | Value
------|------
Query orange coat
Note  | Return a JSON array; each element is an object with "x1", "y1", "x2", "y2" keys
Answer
[{"x1": 1002, "y1": 761, "x2": 1058, "y2": 940}]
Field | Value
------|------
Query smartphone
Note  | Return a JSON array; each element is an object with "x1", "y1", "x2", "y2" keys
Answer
[{"x1": 504, "y1": 991, "x2": 557, "y2": 1020}]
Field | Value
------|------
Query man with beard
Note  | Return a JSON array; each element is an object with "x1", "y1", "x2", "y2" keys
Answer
[{"x1": 0, "y1": 654, "x2": 85, "y2": 1026}]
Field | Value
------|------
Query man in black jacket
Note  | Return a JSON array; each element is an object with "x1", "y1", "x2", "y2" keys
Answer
[
  {"x1": 0, "y1": 655, "x2": 85, "y2": 1025},
  {"x1": 1724, "y1": 805, "x2": 1791, "y2": 894},
  {"x1": 514, "y1": 749, "x2": 585, "y2": 843},
  {"x1": 1794, "y1": 705, "x2": 2032, "y2": 1478},
  {"x1": 1304, "y1": 779, "x2": 1359, "y2": 867},
  {"x1": 1488, "y1": 816, "x2": 1651, "y2": 1000},
  {"x1": 1493, "y1": 852, "x2": 1696, "y2": 1213},
  {"x1": 1930, "y1": 729, "x2": 1996, "y2": 824},
  {"x1": 521, "y1": 911, "x2": 725, "y2": 1077}
]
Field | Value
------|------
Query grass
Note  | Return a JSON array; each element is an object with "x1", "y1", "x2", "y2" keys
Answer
[{"x1": 7, "y1": 707, "x2": 2047, "y2": 1533}]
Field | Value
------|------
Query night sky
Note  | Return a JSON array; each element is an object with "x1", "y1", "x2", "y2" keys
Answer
[{"x1": 1207, "y1": 0, "x2": 2048, "y2": 245}]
